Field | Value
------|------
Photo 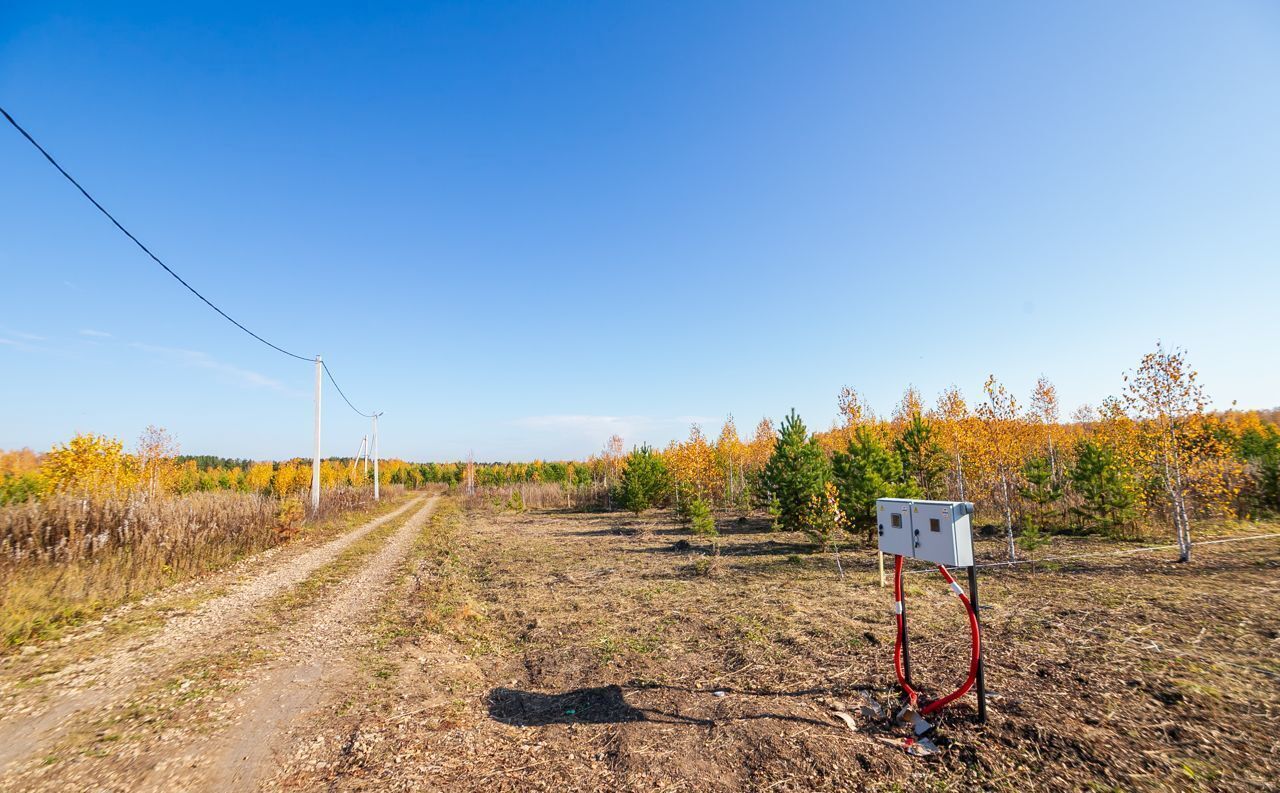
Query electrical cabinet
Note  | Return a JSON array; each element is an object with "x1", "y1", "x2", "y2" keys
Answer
[
  {"x1": 876, "y1": 498, "x2": 975, "y2": 567},
  {"x1": 876, "y1": 499, "x2": 914, "y2": 558}
]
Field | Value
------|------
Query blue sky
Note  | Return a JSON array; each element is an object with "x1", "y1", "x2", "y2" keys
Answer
[{"x1": 2, "y1": 1, "x2": 1278, "y2": 462}]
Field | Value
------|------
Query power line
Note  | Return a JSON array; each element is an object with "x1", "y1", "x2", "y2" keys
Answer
[
  {"x1": 2, "y1": 105, "x2": 380, "y2": 418},
  {"x1": 323, "y1": 360, "x2": 376, "y2": 418},
  {"x1": 1, "y1": 105, "x2": 312, "y2": 362}
]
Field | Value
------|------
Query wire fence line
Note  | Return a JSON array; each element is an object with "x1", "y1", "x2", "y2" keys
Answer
[
  {"x1": 899, "y1": 532, "x2": 1280, "y2": 576},
  {"x1": 1073, "y1": 621, "x2": 1280, "y2": 682},
  {"x1": 894, "y1": 532, "x2": 1280, "y2": 685},
  {"x1": 1, "y1": 105, "x2": 376, "y2": 419}
]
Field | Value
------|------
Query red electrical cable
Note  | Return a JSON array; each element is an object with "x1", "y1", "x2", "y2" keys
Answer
[
  {"x1": 892, "y1": 554, "x2": 917, "y2": 708},
  {"x1": 892, "y1": 554, "x2": 982, "y2": 717}
]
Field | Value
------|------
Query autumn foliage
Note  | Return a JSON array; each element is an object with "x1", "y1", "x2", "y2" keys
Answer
[
  {"x1": 625, "y1": 346, "x2": 1270, "y2": 560},
  {"x1": 400, "y1": 346, "x2": 1275, "y2": 562}
]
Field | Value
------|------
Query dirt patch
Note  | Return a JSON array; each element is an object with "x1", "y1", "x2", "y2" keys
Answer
[
  {"x1": 261, "y1": 505, "x2": 1280, "y2": 791},
  {"x1": 4, "y1": 501, "x2": 1276, "y2": 791},
  {"x1": 0, "y1": 494, "x2": 424, "y2": 778},
  {"x1": 190, "y1": 496, "x2": 439, "y2": 791}
]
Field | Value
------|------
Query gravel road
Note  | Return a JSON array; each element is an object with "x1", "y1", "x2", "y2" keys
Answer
[{"x1": 0, "y1": 494, "x2": 431, "y2": 787}]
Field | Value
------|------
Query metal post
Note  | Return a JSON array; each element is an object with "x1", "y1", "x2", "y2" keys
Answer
[
  {"x1": 968, "y1": 564, "x2": 987, "y2": 723},
  {"x1": 311, "y1": 355, "x2": 322, "y2": 513},
  {"x1": 372, "y1": 412, "x2": 380, "y2": 500},
  {"x1": 900, "y1": 561, "x2": 913, "y2": 690}
]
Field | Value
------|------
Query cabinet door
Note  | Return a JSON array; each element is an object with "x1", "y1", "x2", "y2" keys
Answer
[
  {"x1": 876, "y1": 500, "x2": 914, "y2": 558},
  {"x1": 912, "y1": 502, "x2": 960, "y2": 566}
]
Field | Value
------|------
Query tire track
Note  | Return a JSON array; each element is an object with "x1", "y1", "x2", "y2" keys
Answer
[
  {"x1": 158, "y1": 496, "x2": 440, "y2": 791},
  {"x1": 0, "y1": 495, "x2": 425, "y2": 773}
]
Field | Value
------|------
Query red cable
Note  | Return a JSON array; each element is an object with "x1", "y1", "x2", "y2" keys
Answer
[
  {"x1": 892, "y1": 554, "x2": 917, "y2": 707},
  {"x1": 892, "y1": 554, "x2": 982, "y2": 717}
]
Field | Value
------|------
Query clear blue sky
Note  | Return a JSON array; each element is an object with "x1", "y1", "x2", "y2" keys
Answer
[{"x1": 2, "y1": 1, "x2": 1278, "y2": 462}]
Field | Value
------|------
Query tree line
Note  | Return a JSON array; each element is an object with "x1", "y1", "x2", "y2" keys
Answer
[
  {"x1": 3, "y1": 344, "x2": 1277, "y2": 566},
  {"x1": 611, "y1": 345, "x2": 1278, "y2": 563}
]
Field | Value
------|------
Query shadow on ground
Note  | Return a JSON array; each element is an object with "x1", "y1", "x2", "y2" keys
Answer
[
  {"x1": 487, "y1": 685, "x2": 839, "y2": 729},
  {"x1": 487, "y1": 685, "x2": 646, "y2": 726}
]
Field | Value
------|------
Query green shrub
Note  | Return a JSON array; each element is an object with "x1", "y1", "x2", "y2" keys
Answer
[
  {"x1": 687, "y1": 496, "x2": 718, "y2": 553},
  {"x1": 506, "y1": 489, "x2": 525, "y2": 512},
  {"x1": 0, "y1": 472, "x2": 42, "y2": 506},
  {"x1": 1069, "y1": 440, "x2": 1137, "y2": 536},
  {"x1": 1016, "y1": 524, "x2": 1051, "y2": 554},
  {"x1": 616, "y1": 445, "x2": 669, "y2": 514}
]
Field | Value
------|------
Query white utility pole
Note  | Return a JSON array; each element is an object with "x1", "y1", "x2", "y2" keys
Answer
[
  {"x1": 372, "y1": 412, "x2": 381, "y2": 500},
  {"x1": 311, "y1": 355, "x2": 322, "y2": 512},
  {"x1": 350, "y1": 436, "x2": 367, "y2": 475}
]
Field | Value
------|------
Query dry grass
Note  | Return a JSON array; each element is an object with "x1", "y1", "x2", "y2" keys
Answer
[
  {"x1": 462, "y1": 482, "x2": 611, "y2": 512},
  {"x1": 0, "y1": 485, "x2": 408, "y2": 650},
  {"x1": 275, "y1": 501, "x2": 1280, "y2": 792}
]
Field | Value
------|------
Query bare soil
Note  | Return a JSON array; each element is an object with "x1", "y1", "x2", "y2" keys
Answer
[
  {"x1": 266, "y1": 504, "x2": 1280, "y2": 792},
  {"x1": 0, "y1": 494, "x2": 431, "y2": 790},
  {"x1": 2, "y1": 498, "x2": 1277, "y2": 791}
]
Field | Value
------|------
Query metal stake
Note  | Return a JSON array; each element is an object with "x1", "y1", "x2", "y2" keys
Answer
[
  {"x1": 968, "y1": 563, "x2": 987, "y2": 723},
  {"x1": 900, "y1": 561, "x2": 913, "y2": 690}
]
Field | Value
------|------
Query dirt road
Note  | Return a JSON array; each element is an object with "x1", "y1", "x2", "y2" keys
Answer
[
  {"x1": 0, "y1": 494, "x2": 437, "y2": 792},
  {"x1": 3, "y1": 498, "x2": 1277, "y2": 791},
  {"x1": 261, "y1": 505, "x2": 1280, "y2": 792}
]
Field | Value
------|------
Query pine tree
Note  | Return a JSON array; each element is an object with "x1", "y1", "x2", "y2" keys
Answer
[
  {"x1": 687, "y1": 496, "x2": 719, "y2": 553},
  {"x1": 832, "y1": 427, "x2": 920, "y2": 543},
  {"x1": 1019, "y1": 455, "x2": 1062, "y2": 531},
  {"x1": 761, "y1": 409, "x2": 831, "y2": 533},
  {"x1": 1018, "y1": 455, "x2": 1061, "y2": 552},
  {"x1": 615, "y1": 445, "x2": 669, "y2": 514},
  {"x1": 1239, "y1": 426, "x2": 1280, "y2": 515},
  {"x1": 1069, "y1": 439, "x2": 1137, "y2": 536},
  {"x1": 894, "y1": 412, "x2": 947, "y2": 498}
]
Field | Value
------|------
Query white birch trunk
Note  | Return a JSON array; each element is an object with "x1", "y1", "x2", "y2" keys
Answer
[{"x1": 1001, "y1": 470, "x2": 1016, "y2": 562}]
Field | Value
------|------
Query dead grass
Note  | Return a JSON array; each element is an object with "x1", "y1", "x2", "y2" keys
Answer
[
  {"x1": 462, "y1": 482, "x2": 611, "y2": 512},
  {"x1": 0, "y1": 486, "x2": 406, "y2": 651},
  {"x1": 3, "y1": 498, "x2": 433, "y2": 788},
  {"x1": 273, "y1": 501, "x2": 1280, "y2": 792}
]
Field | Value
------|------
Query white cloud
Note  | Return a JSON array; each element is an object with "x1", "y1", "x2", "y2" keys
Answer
[
  {"x1": 79, "y1": 329, "x2": 112, "y2": 338},
  {"x1": 131, "y1": 343, "x2": 293, "y2": 393},
  {"x1": 0, "y1": 336, "x2": 42, "y2": 353}
]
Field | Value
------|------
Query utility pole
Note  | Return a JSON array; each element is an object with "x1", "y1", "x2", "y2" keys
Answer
[
  {"x1": 372, "y1": 412, "x2": 382, "y2": 500},
  {"x1": 350, "y1": 436, "x2": 367, "y2": 476},
  {"x1": 311, "y1": 355, "x2": 322, "y2": 513}
]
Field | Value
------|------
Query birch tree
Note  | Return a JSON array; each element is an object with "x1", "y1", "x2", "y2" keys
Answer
[
  {"x1": 1029, "y1": 376, "x2": 1063, "y2": 481},
  {"x1": 1122, "y1": 345, "x2": 1239, "y2": 562},
  {"x1": 975, "y1": 376, "x2": 1030, "y2": 562},
  {"x1": 932, "y1": 386, "x2": 974, "y2": 501}
]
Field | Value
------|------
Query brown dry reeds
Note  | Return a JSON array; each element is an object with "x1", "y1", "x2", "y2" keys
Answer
[{"x1": 0, "y1": 485, "x2": 403, "y2": 650}]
